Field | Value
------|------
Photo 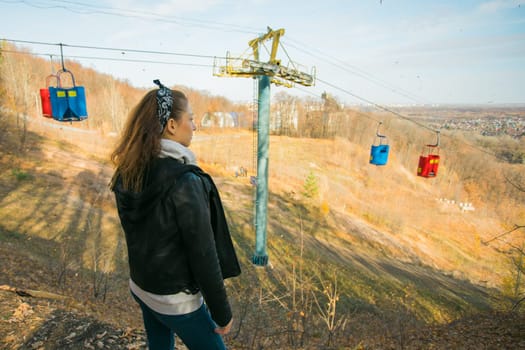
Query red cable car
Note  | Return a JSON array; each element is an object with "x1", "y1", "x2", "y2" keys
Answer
[
  {"x1": 417, "y1": 131, "x2": 440, "y2": 178},
  {"x1": 40, "y1": 73, "x2": 60, "y2": 118}
]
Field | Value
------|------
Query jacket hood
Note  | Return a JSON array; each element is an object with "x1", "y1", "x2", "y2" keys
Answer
[{"x1": 112, "y1": 158, "x2": 197, "y2": 221}]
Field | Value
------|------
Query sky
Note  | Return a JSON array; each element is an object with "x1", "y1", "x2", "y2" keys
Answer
[{"x1": 1, "y1": 0, "x2": 524, "y2": 106}]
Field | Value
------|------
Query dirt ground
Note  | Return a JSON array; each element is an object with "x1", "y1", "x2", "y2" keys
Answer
[
  {"x1": 0, "y1": 234, "x2": 146, "y2": 350},
  {"x1": 0, "y1": 290, "x2": 146, "y2": 350},
  {"x1": 1, "y1": 240, "x2": 524, "y2": 349}
]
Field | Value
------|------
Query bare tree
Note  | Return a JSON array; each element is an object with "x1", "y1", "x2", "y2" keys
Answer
[
  {"x1": 1, "y1": 48, "x2": 33, "y2": 152},
  {"x1": 258, "y1": 221, "x2": 315, "y2": 348},
  {"x1": 510, "y1": 242, "x2": 525, "y2": 310},
  {"x1": 82, "y1": 170, "x2": 113, "y2": 302},
  {"x1": 273, "y1": 91, "x2": 299, "y2": 136},
  {"x1": 482, "y1": 175, "x2": 525, "y2": 310},
  {"x1": 104, "y1": 77, "x2": 127, "y2": 134},
  {"x1": 312, "y1": 269, "x2": 347, "y2": 347}
]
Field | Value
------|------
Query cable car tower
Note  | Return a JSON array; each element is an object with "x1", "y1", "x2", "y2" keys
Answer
[{"x1": 214, "y1": 27, "x2": 316, "y2": 266}]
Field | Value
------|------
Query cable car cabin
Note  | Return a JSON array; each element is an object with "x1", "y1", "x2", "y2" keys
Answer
[
  {"x1": 417, "y1": 146, "x2": 440, "y2": 178},
  {"x1": 40, "y1": 74, "x2": 60, "y2": 118},
  {"x1": 370, "y1": 122, "x2": 390, "y2": 166},
  {"x1": 40, "y1": 88, "x2": 52, "y2": 118},
  {"x1": 48, "y1": 69, "x2": 88, "y2": 122},
  {"x1": 370, "y1": 144, "x2": 390, "y2": 165},
  {"x1": 417, "y1": 131, "x2": 441, "y2": 178}
]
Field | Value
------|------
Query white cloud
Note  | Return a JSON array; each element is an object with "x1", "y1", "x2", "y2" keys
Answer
[{"x1": 477, "y1": 0, "x2": 523, "y2": 13}]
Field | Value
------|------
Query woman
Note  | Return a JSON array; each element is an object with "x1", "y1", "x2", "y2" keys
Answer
[{"x1": 110, "y1": 80, "x2": 241, "y2": 350}]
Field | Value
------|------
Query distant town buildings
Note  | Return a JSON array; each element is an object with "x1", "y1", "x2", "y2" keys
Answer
[{"x1": 439, "y1": 116, "x2": 524, "y2": 139}]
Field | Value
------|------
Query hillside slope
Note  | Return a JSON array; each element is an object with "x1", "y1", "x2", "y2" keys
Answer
[
  {"x1": 1, "y1": 237, "x2": 524, "y2": 350},
  {"x1": 0, "y1": 111, "x2": 523, "y2": 348}
]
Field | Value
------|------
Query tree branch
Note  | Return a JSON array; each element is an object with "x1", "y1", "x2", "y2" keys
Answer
[
  {"x1": 503, "y1": 173, "x2": 525, "y2": 193},
  {"x1": 482, "y1": 225, "x2": 524, "y2": 245}
]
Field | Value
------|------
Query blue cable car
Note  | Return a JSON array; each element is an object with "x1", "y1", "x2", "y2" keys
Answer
[
  {"x1": 370, "y1": 122, "x2": 390, "y2": 166},
  {"x1": 49, "y1": 68, "x2": 88, "y2": 122}
]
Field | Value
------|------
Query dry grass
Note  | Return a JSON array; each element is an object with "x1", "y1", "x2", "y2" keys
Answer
[
  {"x1": 0, "y1": 111, "x2": 523, "y2": 334},
  {"x1": 192, "y1": 127, "x2": 514, "y2": 290}
]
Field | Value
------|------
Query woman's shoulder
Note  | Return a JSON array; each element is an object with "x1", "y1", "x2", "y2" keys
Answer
[
  {"x1": 147, "y1": 158, "x2": 216, "y2": 194},
  {"x1": 178, "y1": 169, "x2": 212, "y2": 190},
  {"x1": 177, "y1": 170, "x2": 202, "y2": 183},
  {"x1": 149, "y1": 158, "x2": 199, "y2": 179}
]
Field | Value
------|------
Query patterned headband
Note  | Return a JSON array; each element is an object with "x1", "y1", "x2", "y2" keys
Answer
[{"x1": 153, "y1": 79, "x2": 173, "y2": 133}]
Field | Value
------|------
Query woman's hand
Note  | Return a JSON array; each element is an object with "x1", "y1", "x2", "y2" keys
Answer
[{"x1": 214, "y1": 318, "x2": 233, "y2": 335}]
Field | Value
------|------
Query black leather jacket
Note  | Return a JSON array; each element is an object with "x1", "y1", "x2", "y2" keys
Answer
[{"x1": 113, "y1": 158, "x2": 241, "y2": 327}]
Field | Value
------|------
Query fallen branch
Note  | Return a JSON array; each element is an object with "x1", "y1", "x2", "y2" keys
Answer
[{"x1": 0, "y1": 284, "x2": 70, "y2": 301}]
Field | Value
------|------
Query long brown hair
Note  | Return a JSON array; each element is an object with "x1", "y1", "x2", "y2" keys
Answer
[{"x1": 110, "y1": 88, "x2": 188, "y2": 192}]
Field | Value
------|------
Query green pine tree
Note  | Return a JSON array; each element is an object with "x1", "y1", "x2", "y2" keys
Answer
[{"x1": 302, "y1": 171, "x2": 319, "y2": 199}]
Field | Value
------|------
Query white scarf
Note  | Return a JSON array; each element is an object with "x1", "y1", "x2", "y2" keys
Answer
[{"x1": 159, "y1": 139, "x2": 197, "y2": 165}]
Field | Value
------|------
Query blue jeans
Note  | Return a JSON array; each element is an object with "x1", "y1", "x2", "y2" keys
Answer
[{"x1": 132, "y1": 292, "x2": 227, "y2": 350}]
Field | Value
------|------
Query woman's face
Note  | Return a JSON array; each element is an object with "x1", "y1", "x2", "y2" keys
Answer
[{"x1": 171, "y1": 105, "x2": 196, "y2": 147}]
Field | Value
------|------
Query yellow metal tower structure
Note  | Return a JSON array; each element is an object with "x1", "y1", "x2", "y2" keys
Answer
[{"x1": 213, "y1": 27, "x2": 316, "y2": 88}]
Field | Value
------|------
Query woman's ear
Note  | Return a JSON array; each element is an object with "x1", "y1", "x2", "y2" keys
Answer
[
  {"x1": 161, "y1": 118, "x2": 178, "y2": 140},
  {"x1": 165, "y1": 118, "x2": 178, "y2": 135}
]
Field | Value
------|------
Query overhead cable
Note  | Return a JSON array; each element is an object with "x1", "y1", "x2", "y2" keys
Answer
[
  {"x1": 0, "y1": 48, "x2": 213, "y2": 68},
  {"x1": 0, "y1": 0, "x2": 259, "y2": 34},
  {"x1": 282, "y1": 38, "x2": 426, "y2": 104},
  {"x1": 316, "y1": 77, "x2": 434, "y2": 131},
  {"x1": 1, "y1": 38, "x2": 224, "y2": 60}
]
